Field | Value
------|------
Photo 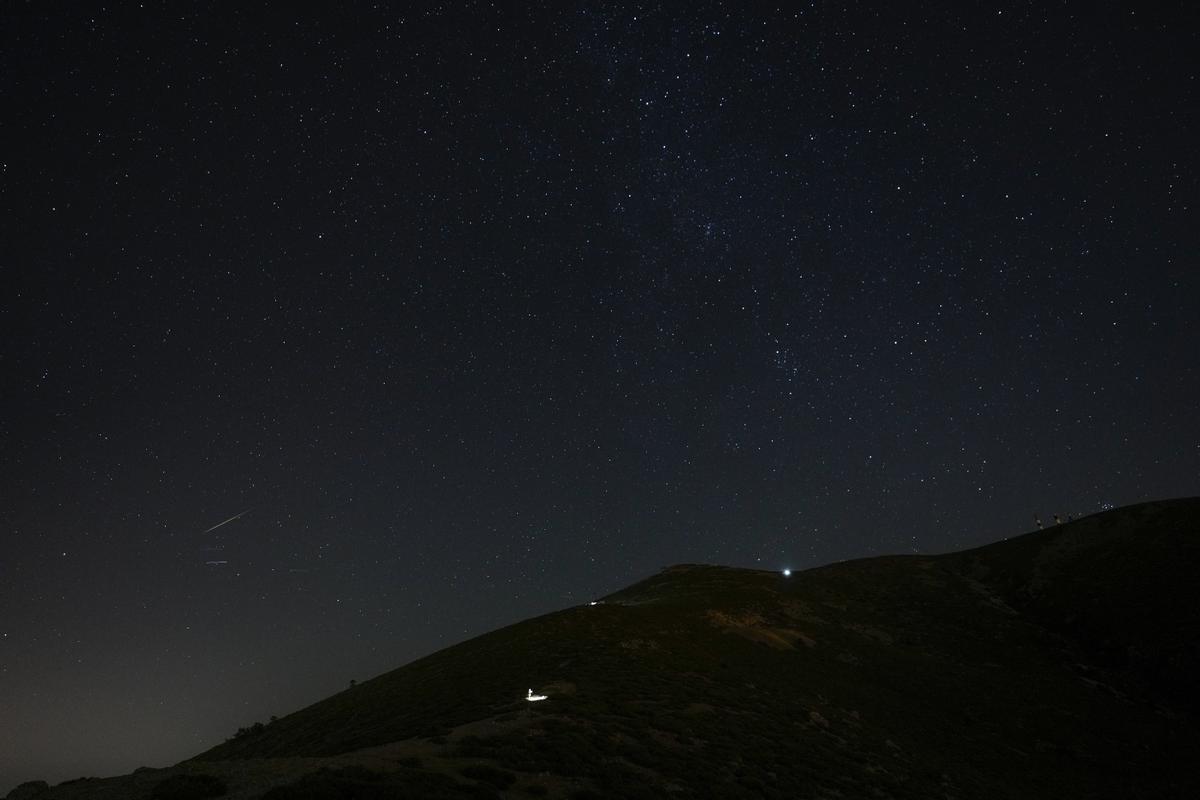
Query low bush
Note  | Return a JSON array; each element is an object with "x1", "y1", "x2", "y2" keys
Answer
[
  {"x1": 460, "y1": 765, "x2": 516, "y2": 789},
  {"x1": 151, "y1": 773, "x2": 228, "y2": 800},
  {"x1": 261, "y1": 766, "x2": 502, "y2": 800},
  {"x1": 6, "y1": 781, "x2": 49, "y2": 800}
]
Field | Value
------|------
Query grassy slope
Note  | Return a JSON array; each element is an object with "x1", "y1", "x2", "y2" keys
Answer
[
  {"x1": 26, "y1": 499, "x2": 1191, "y2": 800},
  {"x1": 169, "y1": 497, "x2": 1200, "y2": 799},
  {"x1": 946, "y1": 497, "x2": 1200, "y2": 714}
]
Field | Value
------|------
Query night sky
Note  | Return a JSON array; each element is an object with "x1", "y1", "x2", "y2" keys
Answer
[{"x1": 3, "y1": 2, "x2": 1197, "y2": 788}]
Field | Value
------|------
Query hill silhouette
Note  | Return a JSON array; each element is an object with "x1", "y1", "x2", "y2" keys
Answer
[{"x1": 12, "y1": 498, "x2": 1200, "y2": 799}]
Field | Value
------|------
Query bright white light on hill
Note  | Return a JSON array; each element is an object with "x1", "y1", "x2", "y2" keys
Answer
[
  {"x1": 782, "y1": 568, "x2": 792, "y2": 577},
  {"x1": 526, "y1": 688, "x2": 548, "y2": 702}
]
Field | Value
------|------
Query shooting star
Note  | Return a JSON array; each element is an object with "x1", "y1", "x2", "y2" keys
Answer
[{"x1": 202, "y1": 508, "x2": 252, "y2": 534}]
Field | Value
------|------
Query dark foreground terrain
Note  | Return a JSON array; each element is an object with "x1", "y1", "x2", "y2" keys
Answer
[{"x1": 11, "y1": 498, "x2": 1199, "y2": 799}]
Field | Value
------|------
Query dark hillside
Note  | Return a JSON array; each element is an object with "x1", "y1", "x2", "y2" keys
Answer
[
  {"x1": 948, "y1": 498, "x2": 1200, "y2": 712},
  {"x1": 19, "y1": 498, "x2": 1200, "y2": 800}
]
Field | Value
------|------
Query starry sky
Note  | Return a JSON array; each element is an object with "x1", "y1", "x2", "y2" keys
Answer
[{"x1": 3, "y1": 1, "x2": 1197, "y2": 789}]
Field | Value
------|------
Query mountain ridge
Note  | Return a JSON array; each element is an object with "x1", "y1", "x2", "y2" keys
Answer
[{"x1": 13, "y1": 497, "x2": 1200, "y2": 799}]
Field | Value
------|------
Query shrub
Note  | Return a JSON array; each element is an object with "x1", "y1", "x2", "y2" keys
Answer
[
  {"x1": 151, "y1": 773, "x2": 228, "y2": 800},
  {"x1": 460, "y1": 765, "x2": 516, "y2": 789},
  {"x1": 323, "y1": 766, "x2": 383, "y2": 782},
  {"x1": 7, "y1": 781, "x2": 49, "y2": 800},
  {"x1": 261, "y1": 766, "x2": 503, "y2": 800},
  {"x1": 230, "y1": 721, "x2": 265, "y2": 740}
]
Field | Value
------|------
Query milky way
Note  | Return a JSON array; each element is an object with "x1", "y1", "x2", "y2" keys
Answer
[{"x1": 3, "y1": 3, "x2": 1197, "y2": 788}]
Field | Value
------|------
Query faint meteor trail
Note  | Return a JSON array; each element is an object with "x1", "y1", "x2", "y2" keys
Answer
[{"x1": 201, "y1": 508, "x2": 252, "y2": 534}]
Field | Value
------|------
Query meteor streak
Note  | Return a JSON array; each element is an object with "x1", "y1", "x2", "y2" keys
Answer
[{"x1": 202, "y1": 508, "x2": 252, "y2": 534}]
